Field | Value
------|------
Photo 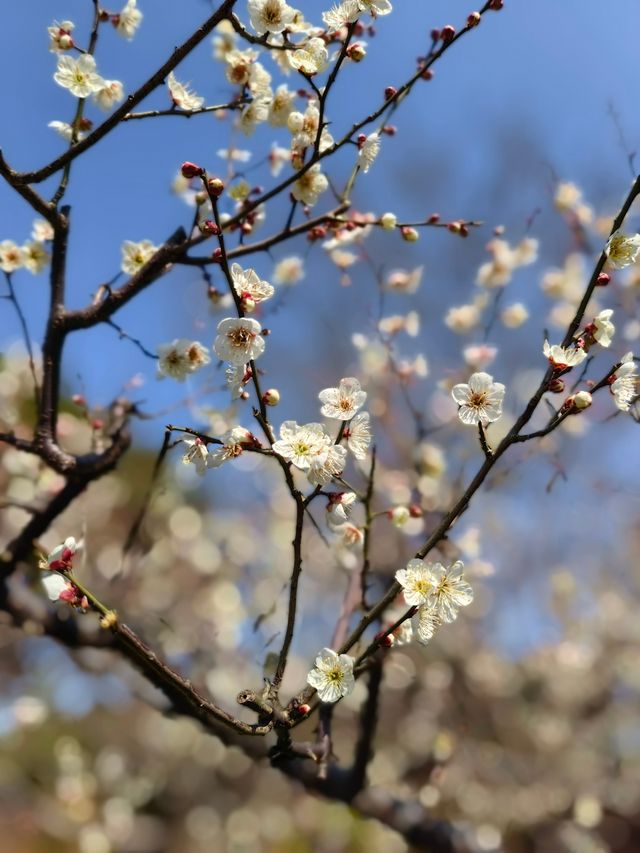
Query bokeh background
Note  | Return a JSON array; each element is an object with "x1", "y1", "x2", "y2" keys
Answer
[{"x1": 1, "y1": 1, "x2": 640, "y2": 850}]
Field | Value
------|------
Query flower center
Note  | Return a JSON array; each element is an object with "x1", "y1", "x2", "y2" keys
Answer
[
  {"x1": 469, "y1": 391, "x2": 488, "y2": 408},
  {"x1": 229, "y1": 328, "x2": 253, "y2": 348}
]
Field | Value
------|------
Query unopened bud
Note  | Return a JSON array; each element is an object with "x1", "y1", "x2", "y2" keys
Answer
[
  {"x1": 181, "y1": 161, "x2": 203, "y2": 179},
  {"x1": 596, "y1": 272, "x2": 611, "y2": 286},
  {"x1": 380, "y1": 212, "x2": 397, "y2": 230},
  {"x1": 71, "y1": 394, "x2": 86, "y2": 407},
  {"x1": 441, "y1": 25, "x2": 456, "y2": 42},
  {"x1": 459, "y1": 224, "x2": 470, "y2": 238},
  {"x1": 420, "y1": 68, "x2": 434, "y2": 81},
  {"x1": 307, "y1": 226, "x2": 327, "y2": 241},
  {"x1": 382, "y1": 124, "x2": 397, "y2": 136},
  {"x1": 241, "y1": 295, "x2": 256, "y2": 313},
  {"x1": 212, "y1": 248, "x2": 223, "y2": 263},
  {"x1": 261, "y1": 327, "x2": 271, "y2": 336},
  {"x1": 467, "y1": 11, "x2": 481, "y2": 27},
  {"x1": 199, "y1": 219, "x2": 220, "y2": 236},
  {"x1": 78, "y1": 117, "x2": 93, "y2": 131},
  {"x1": 375, "y1": 630, "x2": 394, "y2": 648},
  {"x1": 548, "y1": 377, "x2": 565, "y2": 393},
  {"x1": 241, "y1": 221, "x2": 253, "y2": 235},
  {"x1": 263, "y1": 388, "x2": 280, "y2": 406},
  {"x1": 347, "y1": 42, "x2": 366, "y2": 62},
  {"x1": 430, "y1": 28, "x2": 441, "y2": 41},
  {"x1": 409, "y1": 504, "x2": 423, "y2": 518},
  {"x1": 572, "y1": 390, "x2": 593, "y2": 410},
  {"x1": 427, "y1": 213, "x2": 440, "y2": 224},
  {"x1": 297, "y1": 703, "x2": 311, "y2": 716},
  {"x1": 194, "y1": 190, "x2": 208, "y2": 206},
  {"x1": 384, "y1": 85, "x2": 397, "y2": 100},
  {"x1": 489, "y1": 0, "x2": 504, "y2": 9},
  {"x1": 240, "y1": 390, "x2": 250, "y2": 401},
  {"x1": 448, "y1": 220, "x2": 462, "y2": 234},
  {"x1": 388, "y1": 506, "x2": 410, "y2": 527},
  {"x1": 401, "y1": 226, "x2": 419, "y2": 242},
  {"x1": 92, "y1": 419, "x2": 104, "y2": 431},
  {"x1": 207, "y1": 177, "x2": 225, "y2": 198}
]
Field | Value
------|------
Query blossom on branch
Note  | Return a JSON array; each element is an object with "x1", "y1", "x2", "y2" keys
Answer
[
  {"x1": 396, "y1": 559, "x2": 434, "y2": 606},
  {"x1": 114, "y1": 0, "x2": 143, "y2": 39},
  {"x1": 157, "y1": 339, "x2": 210, "y2": 381},
  {"x1": 93, "y1": 80, "x2": 125, "y2": 111},
  {"x1": 121, "y1": 239, "x2": 159, "y2": 274},
  {"x1": 292, "y1": 164, "x2": 329, "y2": 206},
  {"x1": 48, "y1": 20, "x2": 75, "y2": 52},
  {"x1": 182, "y1": 437, "x2": 212, "y2": 475},
  {"x1": 610, "y1": 352, "x2": 638, "y2": 412},
  {"x1": 451, "y1": 372, "x2": 505, "y2": 425},
  {"x1": 306, "y1": 648, "x2": 355, "y2": 703},
  {"x1": 54, "y1": 54, "x2": 104, "y2": 98},
  {"x1": 214, "y1": 318, "x2": 265, "y2": 365},
  {"x1": 319, "y1": 377, "x2": 367, "y2": 420},
  {"x1": 543, "y1": 340, "x2": 588, "y2": 371},
  {"x1": 288, "y1": 38, "x2": 329, "y2": 75},
  {"x1": 357, "y1": 134, "x2": 381, "y2": 173},
  {"x1": 0, "y1": 240, "x2": 25, "y2": 273},
  {"x1": 605, "y1": 230, "x2": 640, "y2": 270},
  {"x1": 167, "y1": 72, "x2": 204, "y2": 111},
  {"x1": 344, "y1": 411, "x2": 371, "y2": 460},
  {"x1": 592, "y1": 309, "x2": 615, "y2": 347},
  {"x1": 208, "y1": 427, "x2": 256, "y2": 467},
  {"x1": 231, "y1": 264, "x2": 274, "y2": 308},
  {"x1": 248, "y1": 0, "x2": 297, "y2": 35},
  {"x1": 44, "y1": 536, "x2": 79, "y2": 571}
]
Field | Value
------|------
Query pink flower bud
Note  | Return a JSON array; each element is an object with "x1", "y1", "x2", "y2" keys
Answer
[
  {"x1": 297, "y1": 703, "x2": 311, "y2": 716},
  {"x1": 199, "y1": 220, "x2": 220, "y2": 236},
  {"x1": 448, "y1": 221, "x2": 462, "y2": 234},
  {"x1": 596, "y1": 272, "x2": 611, "y2": 286},
  {"x1": 489, "y1": 0, "x2": 504, "y2": 9},
  {"x1": 441, "y1": 25, "x2": 456, "y2": 43},
  {"x1": 71, "y1": 394, "x2": 86, "y2": 406},
  {"x1": 211, "y1": 248, "x2": 223, "y2": 263},
  {"x1": 430, "y1": 28, "x2": 441, "y2": 41},
  {"x1": 409, "y1": 504, "x2": 423, "y2": 518},
  {"x1": 347, "y1": 42, "x2": 366, "y2": 62},
  {"x1": 382, "y1": 124, "x2": 397, "y2": 136},
  {"x1": 427, "y1": 213, "x2": 440, "y2": 224},
  {"x1": 181, "y1": 161, "x2": 203, "y2": 179},
  {"x1": 420, "y1": 68, "x2": 434, "y2": 81},
  {"x1": 467, "y1": 12, "x2": 481, "y2": 27},
  {"x1": 384, "y1": 86, "x2": 397, "y2": 100},
  {"x1": 548, "y1": 378, "x2": 565, "y2": 393}
]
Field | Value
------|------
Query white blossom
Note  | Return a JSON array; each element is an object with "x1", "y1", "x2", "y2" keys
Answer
[
  {"x1": 416, "y1": 608, "x2": 441, "y2": 645},
  {"x1": 543, "y1": 340, "x2": 588, "y2": 370},
  {"x1": 32, "y1": 219, "x2": 54, "y2": 242},
  {"x1": 167, "y1": 72, "x2": 204, "y2": 111},
  {"x1": 306, "y1": 648, "x2": 355, "y2": 703},
  {"x1": 385, "y1": 266, "x2": 423, "y2": 293},
  {"x1": 288, "y1": 38, "x2": 329, "y2": 75},
  {"x1": 182, "y1": 437, "x2": 213, "y2": 475},
  {"x1": 93, "y1": 79, "x2": 124, "y2": 111},
  {"x1": 323, "y1": 1, "x2": 362, "y2": 29},
  {"x1": 611, "y1": 353, "x2": 638, "y2": 412},
  {"x1": 208, "y1": 427, "x2": 254, "y2": 467},
  {"x1": 272, "y1": 421, "x2": 329, "y2": 470},
  {"x1": 214, "y1": 318, "x2": 265, "y2": 365},
  {"x1": 327, "y1": 491, "x2": 357, "y2": 526},
  {"x1": 345, "y1": 411, "x2": 371, "y2": 460},
  {"x1": 308, "y1": 443, "x2": 347, "y2": 486},
  {"x1": 54, "y1": 54, "x2": 104, "y2": 98},
  {"x1": 319, "y1": 377, "x2": 367, "y2": 420},
  {"x1": 357, "y1": 133, "x2": 381, "y2": 173},
  {"x1": 121, "y1": 239, "x2": 159, "y2": 274},
  {"x1": 592, "y1": 309, "x2": 615, "y2": 347},
  {"x1": 231, "y1": 263, "x2": 274, "y2": 306},
  {"x1": 226, "y1": 363, "x2": 249, "y2": 399},
  {"x1": 45, "y1": 536, "x2": 79, "y2": 571},
  {"x1": 42, "y1": 573, "x2": 71, "y2": 602},
  {"x1": 0, "y1": 240, "x2": 25, "y2": 273},
  {"x1": 605, "y1": 230, "x2": 640, "y2": 270},
  {"x1": 424, "y1": 560, "x2": 474, "y2": 623},
  {"x1": 269, "y1": 84, "x2": 297, "y2": 126},
  {"x1": 248, "y1": 0, "x2": 297, "y2": 35},
  {"x1": 48, "y1": 20, "x2": 75, "y2": 52},
  {"x1": 157, "y1": 339, "x2": 210, "y2": 381},
  {"x1": 115, "y1": 0, "x2": 143, "y2": 39},
  {"x1": 273, "y1": 255, "x2": 304, "y2": 285},
  {"x1": 396, "y1": 558, "x2": 434, "y2": 607},
  {"x1": 48, "y1": 121, "x2": 87, "y2": 142},
  {"x1": 451, "y1": 372, "x2": 505, "y2": 426},
  {"x1": 21, "y1": 241, "x2": 50, "y2": 274},
  {"x1": 292, "y1": 164, "x2": 329, "y2": 207},
  {"x1": 501, "y1": 302, "x2": 529, "y2": 329}
]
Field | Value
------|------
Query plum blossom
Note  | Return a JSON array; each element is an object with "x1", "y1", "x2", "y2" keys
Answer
[
  {"x1": 327, "y1": 491, "x2": 357, "y2": 527},
  {"x1": 208, "y1": 427, "x2": 256, "y2": 467},
  {"x1": 425, "y1": 560, "x2": 474, "y2": 623},
  {"x1": 93, "y1": 80, "x2": 124, "y2": 111},
  {"x1": 357, "y1": 133, "x2": 381, "y2": 173},
  {"x1": 344, "y1": 411, "x2": 371, "y2": 460},
  {"x1": 292, "y1": 164, "x2": 329, "y2": 206},
  {"x1": 121, "y1": 239, "x2": 159, "y2": 274},
  {"x1": 591, "y1": 309, "x2": 615, "y2": 347},
  {"x1": 610, "y1": 353, "x2": 638, "y2": 412},
  {"x1": 289, "y1": 38, "x2": 329, "y2": 75},
  {"x1": 167, "y1": 72, "x2": 204, "y2": 111},
  {"x1": 21, "y1": 241, "x2": 50, "y2": 274},
  {"x1": 48, "y1": 121, "x2": 87, "y2": 142},
  {"x1": 48, "y1": 20, "x2": 75, "y2": 52},
  {"x1": 0, "y1": 241, "x2": 25, "y2": 273},
  {"x1": 273, "y1": 255, "x2": 304, "y2": 285},
  {"x1": 396, "y1": 559, "x2": 434, "y2": 607},
  {"x1": 306, "y1": 648, "x2": 355, "y2": 703},
  {"x1": 605, "y1": 230, "x2": 640, "y2": 270},
  {"x1": 182, "y1": 437, "x2": 213, "y2": 475},
  {"x1": 308, "y1": 443, "x2": 347, "y2": 486},
  {"x1": 157, "y1": 340, "x2": 210, "y2": 381},
  {"x1": 214, "y1": 318, "x2": 265, "y2": 365},
  {"x1": 44, "y1": 536, "x2": 79, "y2": 571},
  {"x1": 323, "y1": 1, "x2": 362, "y2": 28},
  {"x1": 248, "y1": 0, "x2": 297, "y2": 35},
  {"x1": 451, "y1": 372, "x2": 505, "y2": 425},
  {"x1": 543, "y1": 340, "x2": 588, "y2": 370},
  {"x1": 416, "y1": 609, "x2": 441, "y2": 645},
  {"x1": 231, "y1": 264, "x2": 274, "y2": 307},
  {"x1": 319, "y1": 377, "x2": 367, "y2": 420},
  {"x1": 54, "y1": 55, "x2": 104, "y2": 98},
  {"x1": 115, "y1": 0, "x2": 143, "y2": 39}
]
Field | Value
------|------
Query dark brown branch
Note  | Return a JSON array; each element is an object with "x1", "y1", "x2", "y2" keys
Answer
[{"x1": 122, "y1": 99, "x2": 248, "y2": 121}]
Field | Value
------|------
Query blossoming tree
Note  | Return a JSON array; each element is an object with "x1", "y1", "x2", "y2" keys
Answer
[{"x1": 1, "y1": 1, "x2": 640, "y2": 849}]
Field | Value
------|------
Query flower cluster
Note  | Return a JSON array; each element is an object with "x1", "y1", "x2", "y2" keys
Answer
[
  {"x1": 0, "y1": 217, "x2": 53, "y2": 275},
  {"x1": 39, "y1": 537, "x2": 89, "y2": 611},
  {"x1": 395, "y1": 558, "x2": 474, "y2": 645},
  {"x1": 157, "y1": 339, "x2": 211, "y2": 381}
]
